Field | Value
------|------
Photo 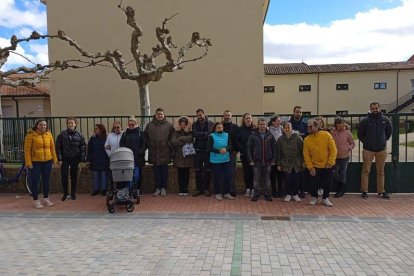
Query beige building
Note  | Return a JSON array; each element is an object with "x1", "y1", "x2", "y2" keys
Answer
[
  {"x1": 264, "y1": 56, "x2": 414, "y2": 115},
  {"x1": 45, "y1": 0, "x2": 270, "y2": 116},
  {"x1": 0, "y1": 74, "x2": 51, "y2": 118}
]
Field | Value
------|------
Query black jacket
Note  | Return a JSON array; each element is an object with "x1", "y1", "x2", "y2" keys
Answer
[
  {"x1": 235, "y1": 125, "x2": 254, "y2": 156},
  {"x1": 119, "y1": 127, "x2": 147, "y2": 167},
  {"x1": 56, "y1": 129, "x2": 86, "y2": 161},
  {"x1": 357, "y1": 112, "x2": 392, "y2": 152},
  {"x1": 247, "y1": 130, "x2": 277, "y2": 166},
  {"x1": 289, "y1": 116, "x2": 308, "y2": 137},
  {"x1": 192, "y1": 118, "x2": 214, "y2": 151},
  {"x1": 223, "y1": 121, "x2": 239, "y2": 152}
]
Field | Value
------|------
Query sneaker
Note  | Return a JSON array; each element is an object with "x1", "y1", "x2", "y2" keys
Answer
[
  {"x1": 292, "y1": 195, "x2": 301, "y2": 202},
  {"x1": 61, "y1": 194, "x2": 69, "y2": 201},
  {"x1": 182, "y1": 193, "x2": 189, "y2": 196},
  {"x1": 70, "y1": 194, "x2": 77, "y2": 200},
  {"x1": 244, "y1": 189, "x2": 251, "y2": 197},
  {"x1": 215, "y1": 194, "x2": 223, "y2": 201},
  {"x1": 284, "y1": 195, "x2": 291, "y2": 202},
  {"x1": 378, "y1": 193, "x2": 390, "y2": 199},
  {"x1": 224, "y1": 193, "x2": 235, "y2": 200},
  {"x1": 91, "y1": 190, "x2": 99, "y2": 196},
  {"x1": 160, "y1": 188, "x2": 167, "y2": 197},
  {"x1": 178, "y1": 193, "x2": 184, "y2": 196},
  {"x1": 250, "y1": 190, "x2": 255, "y2": 199},
  {"x1": 322, "y1": 198, "x2": 333, "y2": 207},
  {"x1": 334, "y1": 191, "x2": 344, "y2": 198},
  {"x1": 192, "y1": 191, "x2": 203, "y2": 197},
  {"x1": 318, "y1": 188, "x2": 324, "y2": 196},
  {"x1": 264, "y1": 196, "x2": 273, "y2": 202},
  {"x1": 153, "y1": 188, "x2": 161, "y2": 197},
  {"x1": 309, "y1": 197, "x2": 318, "y2": 205},
  {"x1": 43, "y1": 198, "x2": 54, "y2": 207},
  {"x1": 299, "y1": 192, "x2": 306, "y2": 198},
  {"x1": 204, "y1": 190, "x2": 211, "y2": 197},
  {"x1": 34, "y1": 200, "x2": 43, "y2": 209},
  {"x1": 361, "y1": 192, "x2": 368, "y2": 199},
  {"x1": 251, "y1": 195, "x2": 259, "y2": 202}
]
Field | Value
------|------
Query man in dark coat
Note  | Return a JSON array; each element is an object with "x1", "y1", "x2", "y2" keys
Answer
[
  {"x1": 357, "y1": 102, "x2": 392, "y2": 199},
  {"x1": 222, "y1": 110, "x2": 239, "y2": 196}
]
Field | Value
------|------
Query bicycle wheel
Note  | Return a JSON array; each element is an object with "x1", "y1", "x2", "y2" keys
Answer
[{"x1": 25, "y1": 167, "x2": 41, "y2": 196}]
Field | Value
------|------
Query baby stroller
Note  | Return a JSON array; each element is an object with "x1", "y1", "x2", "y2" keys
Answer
[{"x1": 106, "y1": 147, "x2": 140, "y2": 213}]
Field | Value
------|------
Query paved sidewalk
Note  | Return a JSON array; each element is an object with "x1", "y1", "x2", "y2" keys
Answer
[{"x1": 1, "y1": 193, "x2": 414, "y2": 275}]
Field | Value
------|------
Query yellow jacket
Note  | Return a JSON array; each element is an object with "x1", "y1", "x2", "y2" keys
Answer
[
  {"x1": 303, "y1": 130, "x2": 337, "y2": 170},
  {"x1": 24, "y1": 129, "x2": 58, "y2": 167}
]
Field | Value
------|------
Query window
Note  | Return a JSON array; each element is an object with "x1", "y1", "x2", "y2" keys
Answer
[
  {"x1": 299, "y1": 85, "x2": 311, "y2": 92},
  {"x1": 336, "y1": 110, "x2": 348, "y2": 115},
  {"x1": 336, "y1": 84, "x2": 349, "y2": 91},
  {"x1": 264, "y1": 112, "x2": 275, "y2": 116},
  {"x1": 302, "y1": 111, "x2": 311, "y2": 116},
  {"x1": 374, "y1": 82, "x2": 387, "y2": 89},
  {"x1": 264, "y1": 86, "x2": 275, "y2": 93}
]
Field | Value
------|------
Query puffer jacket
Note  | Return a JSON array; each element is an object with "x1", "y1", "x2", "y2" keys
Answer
[
  {"x1": 144, "y1": 117, "x2": 174, "y2": 165},
  {"x1": 171, "y1": 116, "x2": 194, "y2": 168},
  {"x1": 303, "y1": 130, "x2": 337, "y2": 169},
  {"x1": 276, "y1": 132, "x2": 304, "y2": 173},
  {"x1": 330, "y1": 126, "x2": 355, "y2": 159},
  {"x1": 56, "y1": 129, "x2": 86, "y2": 161},
  {"x1": 119, "y1": 127, "x2": 147, "y2": 167},
  {"x1": 357, "y1": 112, "x2": 392, "y2": 152},
  {"x1": 247, "y1": 130, "x2": 277, "y2": 166},
  {"x1": 24, "y1": 129, "x2": 58, "y2": 167}
]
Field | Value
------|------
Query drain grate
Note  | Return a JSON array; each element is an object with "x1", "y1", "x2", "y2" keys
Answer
[{"x1": 260, "y1": 216, "x2": 291, "y2": 221}]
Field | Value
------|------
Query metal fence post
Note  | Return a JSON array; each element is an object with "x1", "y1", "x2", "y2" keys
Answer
[{"x1": 391, "y1": 114, "x2": 400, "y2": 193}]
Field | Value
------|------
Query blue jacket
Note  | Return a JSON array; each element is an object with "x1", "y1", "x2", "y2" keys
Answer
[
  {"x1": 289, "y1": 116, "x2": 308, "y2": 137},
  {"x1": 357, "y1": 112, "x2": 392, "y2": 152},
  {"x1": 87, "y1": 135, "x2": 109, "y2": 171}
]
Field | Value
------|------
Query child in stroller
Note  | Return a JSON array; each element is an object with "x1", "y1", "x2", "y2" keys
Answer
[{"x1": 106, "y1": 147, "x2": 140, "y2": 213}]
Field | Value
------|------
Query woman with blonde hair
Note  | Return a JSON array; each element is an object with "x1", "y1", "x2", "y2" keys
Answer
[{"x1": 24, "y1": 119, "x2": 58, "y2": 209}]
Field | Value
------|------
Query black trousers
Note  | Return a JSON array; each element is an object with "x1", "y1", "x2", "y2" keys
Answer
[
  {"x1": 61, "y1": 158, "x2": 80, "y2": 196},
  {"x1": 310, "y1": 168, "x2": 333, "y2": 199},
  {"x1": 240, "y1": 154, "x2": 253, "y2": 190},
  {"x1": 194, "y1": 150, "x2": 211, "y2": 192},
  {"x1": 270, "y1": 165, "x2": 284, "y2": 196},
  {"x1": 177, "y1": 167, "x2": 190, "y2": 193}
]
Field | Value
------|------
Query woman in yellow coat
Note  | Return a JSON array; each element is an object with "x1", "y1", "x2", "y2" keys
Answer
[{"x1": 24, "y1": 119, "x2": 58, "y2": 209}]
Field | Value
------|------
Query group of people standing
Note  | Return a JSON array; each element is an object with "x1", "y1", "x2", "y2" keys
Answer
[{"x1": 23, "y1": 102, "x2": 392, "y2": 209}]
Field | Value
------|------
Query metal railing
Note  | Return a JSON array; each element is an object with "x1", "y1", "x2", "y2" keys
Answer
[{"x1": 1, "y1": 113, "x2": 413, "y2": 163}]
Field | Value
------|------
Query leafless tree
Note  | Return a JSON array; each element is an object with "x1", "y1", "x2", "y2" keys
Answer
[
  {"x1": 0, "y1": 2, "x2": 211, "y2": 155},
  {"x1": 0, "y1": 2, "x2": 211, "y2": 116}
]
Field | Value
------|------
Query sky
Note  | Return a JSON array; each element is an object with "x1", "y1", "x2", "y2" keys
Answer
[{"x1": 1, "y1": 0, "x2": 414, "y2": 71}]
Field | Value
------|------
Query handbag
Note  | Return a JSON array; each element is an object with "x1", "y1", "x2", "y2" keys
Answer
[{"x1": 182, "y1": 143, "x2": 196, "y2": 157}]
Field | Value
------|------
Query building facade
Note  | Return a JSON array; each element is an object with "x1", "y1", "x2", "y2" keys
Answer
[
  {"x1": 264, "y1": 57, "x2": 414, "y2": 115},
  {"x1": 46, "y1": 0, "x2": 269, "y2": 116}
]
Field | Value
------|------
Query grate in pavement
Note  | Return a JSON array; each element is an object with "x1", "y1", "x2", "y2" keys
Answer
[{"x1": 260, "y1": 215, "x2": 291, "y2": 221}]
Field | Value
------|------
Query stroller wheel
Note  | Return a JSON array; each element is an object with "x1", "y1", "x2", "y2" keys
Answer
[
  {"x1": 126, "y1": 203, "x2": 134, "y2": 212},
  {"x1": 108, "y1": 205, "x2": 115, "y2": 213}
]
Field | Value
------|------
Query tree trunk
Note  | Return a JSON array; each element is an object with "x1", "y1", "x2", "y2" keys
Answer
[{"x1": 138, "y1": 82, "x2": 150, "y2": 127}]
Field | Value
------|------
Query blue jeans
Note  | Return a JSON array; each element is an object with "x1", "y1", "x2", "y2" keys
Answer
[
  {"x1": 31, "y1": 160, "x2": 52, "y2": 200},
  {"x1": 153, "y1": 165, "x2": 168, "y2": 189},
  {"x1": 127, "y1": 165, "x2": 140, "y2": 189},
  {"x1": 93, "y1": 170, "x2": 107, "y2": 191}
]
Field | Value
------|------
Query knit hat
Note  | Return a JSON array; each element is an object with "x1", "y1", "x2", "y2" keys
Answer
[{"x1": 128, "y1": 115, "x2": 137, "y2": 124}]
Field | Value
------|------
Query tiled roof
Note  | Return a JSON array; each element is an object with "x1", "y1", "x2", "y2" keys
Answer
[
  {"x1": 3, "y1": 73, "x2": 48, "y2": 80},
  {"x1": 264, "y1": 61, "x2": 414, "y2": 75},
  {"x1": 0, "y1": 85, "x2": 49, "y2": 97}
]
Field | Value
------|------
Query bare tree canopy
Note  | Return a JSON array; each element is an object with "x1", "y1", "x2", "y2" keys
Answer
[{"x1": 0, "y1": 2, "x2": 212, "y2": 117}]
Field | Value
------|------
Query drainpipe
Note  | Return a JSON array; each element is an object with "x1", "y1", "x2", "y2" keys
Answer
[
  {"x1": 316, "y1": 73, "x2": 320, "y2": 114},
  {"x1": 12, "y1": 96, "x2": 19, "y2": 118},
  {"x1": 396, "y1": 70, "x2": 400, "y2": 111}
]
